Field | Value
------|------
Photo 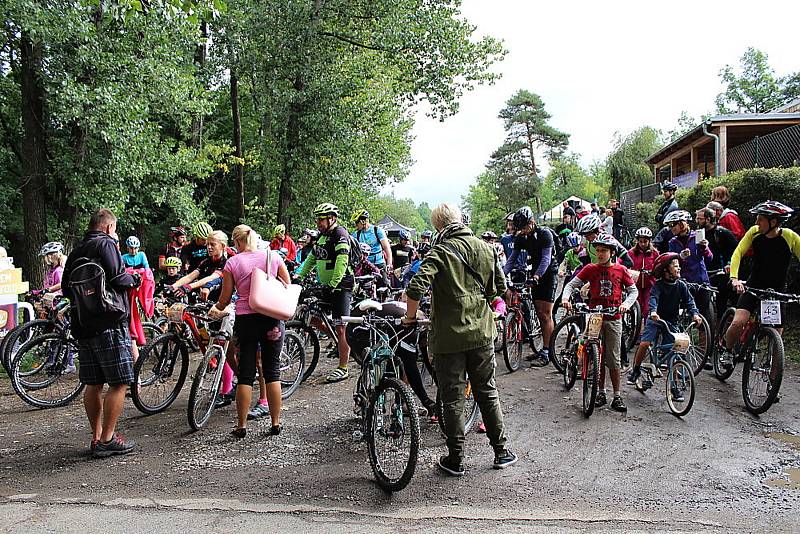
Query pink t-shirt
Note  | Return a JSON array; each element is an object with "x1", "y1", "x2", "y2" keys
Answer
[{"x1": 223, "y1": 250, "x2": 284, "y2": 315}]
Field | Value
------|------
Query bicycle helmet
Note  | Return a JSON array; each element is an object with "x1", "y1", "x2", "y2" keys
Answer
[
  {"x1": 462, "y1": 212, "x2": 471, "y2": 225},
  {"x1": 359, "y1": 242, "x2": 372, "y2": 254},
  {"x1": 574, "y1": 213, "x2": 601, "y2": 235},
  {"x1": 591, "y1": 233, "x2": 618, "y2": 250},
  {"x1": 398, "y1": 230, "x2": 411, "y2": 241},
  {"x1": 313, "y1": 202, "x2": 339, "y2": 218},
  {"x1": 164, "y1": 256, "x2": 182, "y2": 268},
  {"x1": 421, "y1": 230, "x2": 433, "y2": 239},
  {"x1": 193, "y1": 222, "x2": 213, "y2": 239},
  {"x1": 274, "y1": 224, "x2": 286, "y2": 236},
  {"x1": 351, "y1": 209, "x2": 369, "y2": 223},
  {"x1": 652, "y1": 252, "x2": 681, "y2": 279},
  {"x1": 566, "y1": 232, "x2": 581, "y2": 248},
  {"x1": 505, "y1": 212, "x2": 515, "y2": 222},
  {"x1": 661, "y1": 180, "x2": 678, "y2": 192},
  {"x1": 305, "y1": 229, "x2": 320, "y2": 240},
  {"x1": 169, "y1": 226, "x2": 186, "y2": 237},
  {"x1": 749, "y1": 200, "x2": 794, "y2": 221},
  {"x1": 663, "y1": 210, "x2": 692, "y2": 225},
  {"x1": 635, "y1": 227, "x2": 653, "y2": 239},
  {"x1": 39, "y1": 242, "x2": 63, "y2": 256},
  {"x1": 512, "y1": 206, "x2": 534, "y2": 231},
  {"x1": 125, "y1": 236, "x2": 141, "y2": 248},
  {"x1": 481, "y1": 230, "x2": 498, "y2": 241}
]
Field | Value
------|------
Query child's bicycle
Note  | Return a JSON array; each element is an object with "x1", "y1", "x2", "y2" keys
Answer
[
  {"x1": 559, "y1": 303, "x2": 618, "y2": 418},
  {"x1": 632, "y1": 319, "x2": 696, "y2": 417}
]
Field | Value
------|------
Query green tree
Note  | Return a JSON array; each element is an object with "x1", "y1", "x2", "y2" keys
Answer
[
  {"x1": 715, "y1": 47, "x2": 799, "y2": 114},
  {"x1": 461, "y1": 170, "x2": 510, "y2": 235},
  {"x1": 606, "y1": 126, "x2": 663, "y2": 200}
]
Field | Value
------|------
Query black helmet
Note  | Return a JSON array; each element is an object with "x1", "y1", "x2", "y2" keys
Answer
[
  {"x1": 512, "y1": 206, "x2": 534, "y2": 231},
  {"x1": 661, "y1": 181, "x2": 678, "y2": 192}
]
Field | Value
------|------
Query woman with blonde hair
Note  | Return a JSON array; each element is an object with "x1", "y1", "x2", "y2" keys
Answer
[
  {"x1": 39, "y1": 242, "x2": 67, "y2": 295},
  {"x1": 171, "y1": 230, "x2": 230, "y2": 301},
  {"x1": 210, "y1": 224, "x2": 290, "y2": 438}
]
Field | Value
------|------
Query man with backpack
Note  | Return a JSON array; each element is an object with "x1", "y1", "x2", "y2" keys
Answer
[
  {"x1": 351, "y1": 209, "x2": 392, "y2": 287},
  {"x1": 62, "y1": 208, "x2": 141, "y2": 458}
]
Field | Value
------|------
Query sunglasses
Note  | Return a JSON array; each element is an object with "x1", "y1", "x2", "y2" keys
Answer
[
  {"x1": 667, "y1": 222, "x2": 681, "y2": 228},
  {"x1": 316, "y1": 216, "x2": 329, "y2": 222}
]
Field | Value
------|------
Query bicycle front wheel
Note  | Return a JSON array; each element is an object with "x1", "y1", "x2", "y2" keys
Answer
[
  {"x1": 187, "y1": 344, "x2": 225, "y2": 430},
  {"x1": 287, "y1": 321, "x2": 320, "y2": 381},
  {"x1": 131, "y1": 333, "x2": 189, "y2": 415},
  {"x1": 741, "y1": 327, "x2": 784, "y2": 415},
  {"x1": 666, "y1": 358, "x2": 695, "y2": 417},
  {"x1": 367, "y1": 377, "x2": 420, "y2": 492},
  {"x1": 280, "y1": 330, "x2": 306, "y2": 399},
  {"x1": 582, "y1": 344, "x2": 599, "y2": 418},
  {"x1": 504, "y1": 311, "x2": 524, "y2": 372},
  {"x1": 10, "y1": 333, "x2": 83, "y2": 408},
  {"x1": 3, "y1": 319, "x2": 52, "y2": 374},
  {"x1": 550, "y1": 316, "x2": 581, "y2": 374},
  {"x1": 684, "y1": 315, "x2": 710, "y2": 376}
]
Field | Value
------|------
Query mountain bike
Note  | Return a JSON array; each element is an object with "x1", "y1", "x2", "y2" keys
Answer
[
  {"x1": 286, "y1": 283, "x2": 340, "y2": 380},
  {"x1": 680, "y1": 282, "x2": 714, "y2": 375},
  {"x1": 558, "y1": 304, "x2": 618, "y2": 418},
  {"x1": 2, "y1": 293, "x2": 66, "y2": 374},
  {"x1": 632, "y1": 319, "x2": 696, "y2": 417},
  {"x1": 504, "y1": 270, "x2": 543, "y2": 371},
  {"x1": 342, "y1": 304, "x2": 420, "y2": 492},
  {"x1": 713, "y1": 286, "x2": 799, "y2": 415}
]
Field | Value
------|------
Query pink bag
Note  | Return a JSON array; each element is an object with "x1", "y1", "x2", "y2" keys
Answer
[{"x1": 249, "y1": 251, "x2": 301, "y2": 320}]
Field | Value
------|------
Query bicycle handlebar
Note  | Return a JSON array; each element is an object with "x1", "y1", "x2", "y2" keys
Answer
[
  {"x1": 572, "y1": 303, "x2": 620, "y2": 315},
  {"x1": 744, "y1": 286, "x2": 800, "y2": 302}
]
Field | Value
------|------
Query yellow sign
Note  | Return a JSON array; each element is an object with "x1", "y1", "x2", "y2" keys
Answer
[
  {"x1": 0, "y1": 281, "x2": 29, "y2": 295},
  {"x1": 0, "y1": 269, "x2": 22, "y2": 285}
]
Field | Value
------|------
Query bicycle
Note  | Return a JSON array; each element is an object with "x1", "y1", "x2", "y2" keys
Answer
[
  {"x1": 680, "y1": 282, "x2": 715, "y2": 375},
  {"x1": 557, "y1": 303, "x2": 619, "y2": 418},
  {"x1": 2, "y1": 292, "x2": 64, "y2": 374},
  {"x1": 631, "y1": 319, "x2": 696, "y2": 417},
  {"x1": 713, "y1": 286, "x2": 799, "y2": 415},
  {"x1": 286, "y1": 283, "x2": 340, "y2": 380},
  {"x1": 342, "y1": 303, "x2": 420, "y2": 492},
  {"x1": 504, "y1": 269, "x2": 543, "y2": 372}
]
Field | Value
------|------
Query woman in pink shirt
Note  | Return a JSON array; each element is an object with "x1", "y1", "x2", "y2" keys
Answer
[{"x1": 210, "y1": 224, "x2": 290, "y2": 438}]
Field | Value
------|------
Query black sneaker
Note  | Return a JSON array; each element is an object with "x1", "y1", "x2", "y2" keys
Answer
[
  {"x1": 670, "y1": 386, "x2": 685, "y2": 402},
  {"x1": 214, "y1": 392, "x2": 235, "y2": 409},
  {"x1": 610, "y1": 395, "x2": 627, "y2": 412},
  {"x1": 626, "y1": 368, "x2": 640, "y2": 385},
  {"x1": 493, "y1": 450, "x2": 518, "y2": 469},
  {"x1": 437, "y1": 455, "x2": 465, "y2": 477},
  {"x1": 595, "y1": 391, "x2": 607, "y2": 407},
  {"x1": 93, "y1": 435, "x2": 135, "y2": 458}
]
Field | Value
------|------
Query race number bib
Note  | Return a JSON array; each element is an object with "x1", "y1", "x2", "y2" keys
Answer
[{"x1": 760, "y1": 300, "x2": 781, "y2": 325}]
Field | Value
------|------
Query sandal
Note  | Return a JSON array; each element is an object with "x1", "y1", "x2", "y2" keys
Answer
[{"x1": 325, "y1": 367, "x2": 349, "y2": 383}]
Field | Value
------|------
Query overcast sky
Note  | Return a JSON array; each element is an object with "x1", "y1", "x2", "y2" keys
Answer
[{"x1": 384, "y1": 0, "x2": 800, "y2": 207}]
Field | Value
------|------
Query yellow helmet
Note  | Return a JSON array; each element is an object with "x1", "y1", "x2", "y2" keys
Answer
[
  {"x1": 164, "y1": 256, "x2": 182, "y2": 268},
  {"x1": 350, "y1": 209, "x2": 369, "y2": 223}
]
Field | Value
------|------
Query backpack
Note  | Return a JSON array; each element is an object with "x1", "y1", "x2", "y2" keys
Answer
[
  {"x1": 542, "y1": 226, "x2": 563, "y2": 259},
  {"x1": 68, "y1": 257, "x2": 127, "y2": 330},
  {"x1": 347, "y1": 234, "x2": 363, "y2": 271}
]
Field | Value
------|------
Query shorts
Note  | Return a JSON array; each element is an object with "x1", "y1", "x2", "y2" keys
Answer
[
  {"x1": 736, "y1": 290, "x2": 783, "y2": 327},
  {"x1": 600, "y1": 318, "x2": 622, "y2": 370},
  {"x1": 324, "y1": 287, "x2": 352, "y2": 320},
  {"x1": 233, "y1": 313, "x2": 284, "y2": 385},
  {"x1": 77, "y1": 325, "x2": 134, "y2": 386},
  {"x1": 532, "y1": 270, "x2": 558, "y2": 303},
  {"x1": 641, "y1": 319, "x2": 676, "y2": 345}
]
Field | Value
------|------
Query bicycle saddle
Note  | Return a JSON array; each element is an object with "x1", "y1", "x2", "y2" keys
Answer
[{"x1": 357, "y1": 299, "x2": 383, "y2": 312}]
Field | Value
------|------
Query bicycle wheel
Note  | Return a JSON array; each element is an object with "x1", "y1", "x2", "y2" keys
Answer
[
  {"x1": 528, "y1": 311, "x2": 544, "y2": 353},
  {"x1": 3, "y1": 319, "x2": 52, "y2": 374},
  {"x1": 713, "y1": 308, "x2": 736, "y2": 381},
  {"x1": 142, "y1": 322, "x2": 162, "y2": 346},
  {"x1": 563, "y1": 350, "x2": 578, "y2": 390},
  {"x1": 131, "y1": 332, "x2": 189, "y2": 415},
  {"x1": 436, "y1": 377, "x2": 479, "y2": 435},
  {"x1": 280, "y1": 330, "x2": 305, "y2": 399},
  {"x1": 287, "y1": 320, "x2": 320, "y2": 381},
  {"x1": 684, "y1": 315, "x2": 710, "y2": 376},
  {"x1": 550, "y1": 316, "x2": 581, "y2": 374},
  {"x1": 666, "y1": 357, "x2": 695, "y2": 417},
  {"x1": 551, "y1": 297, "x2": 569, "y2": 326},
  {"x1": 494, "y1": 316, "x2": 509, "y2": 367},
  {"x1": 582, "y1": 344, "x2": 599, "y2": 418},
  {"x1": 622, "y1": 302, "x2": 641, "y2": 353},
  {"x1": 10, "y1": 333, "x2": 84, "y2": 408},
  {"x1": 187, "y1": 344, "x2": 226, "y2": 430},
  {"x1": 741, "y1": 327, "x2": 784, "y2": 415},
  {"x1": 366, "y1": 377, "x2": 420, "y2": 492},
  {"x1": 504, "y1": 311, "x2": 524, "y2": 372}
]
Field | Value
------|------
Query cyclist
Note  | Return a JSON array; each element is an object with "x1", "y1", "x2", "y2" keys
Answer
[
  {"x1": 270, "y1": 224, "x2": 297, "y2": 262},
  {"x1": 557, "y1": 232, "x2": 582, "y2": 279},
  {"x1": 158, "y1": 256, "x2": 183, "y2": 294},
  {"x1": 158, "y1": 226, "x2": 186, "y2": 272},
  {"x1": 296, "y1": 203, "x2": 354, "y2": 383},
  {"x1": 481, "y1": 231, "x2": 506, "y2": 266},
  {"x1": 391, "y1": 230, "x2": 417, "y2": 270},
  {"x1": 696, "y1": 206, "x2": 737, "y2": 316},
  {"x1": 562, "y1": 233, "x2": 638, "y2": 412},
  {"x1": 627, "y1": 227, "x2": 659, "y2": 321},
  {"x1": 121, "y1": 236, "x2": 150, "y2": 270},
  {"x1": 610, "y1": 199, "x2": 625, "y2": 241},
  {"x1": 626, "y1": 252, "x2": 702, "y2": 397},
  {"x1": 504, "y1": 206, "x2": 558, "y2": 366},
  {"x1": 574, "y1": 214, "x2": 634, "y2": 268},
  {"x1": 171, "y1": 230, "x2": 231, "y2": 302},
  {"x1": 352, "y1": 209, "x2": 392, "y2": 284},
  {"x1": 38, "y1": 241, "x2": 66, "y2": 295},
  {"x1": 721, "y1": 201, "x2": 800, "y2": 366},
  {"x1": 653, "y1": 181, "x2": 679, "y2": 253},
  {"x1": 180, "y1": 222, "x2": 213, "y2": 274},
  {"x1": 419, "y1": 229, "x2": 433, "y2": 246}
]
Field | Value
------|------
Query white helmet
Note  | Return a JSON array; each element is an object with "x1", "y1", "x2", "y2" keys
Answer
[
  {"x1": 663, "y1": 210, "x2": 692, "y2": 225},
  {"x1": 575, "y1": 214, "x2": 601, "y2": 235},
  {"x1": 635, "y1": 227, "x2": 653, "y2": 239},
  {"x1": 39, "y1": 242, "x2": 64, "y2": 256}
]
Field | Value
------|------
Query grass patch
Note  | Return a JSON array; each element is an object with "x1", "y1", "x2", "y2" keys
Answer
[{"x1": 783, "y1": 317, "x2": 800, "y2": 364}]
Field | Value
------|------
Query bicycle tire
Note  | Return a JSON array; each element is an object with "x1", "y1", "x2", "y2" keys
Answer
[
  {"x1": 287, "y1": 320, "x2": 320, "y2": 381},
  {"x1": 494, "y1": 315, "x2": 510, "y2": 368},
  {"x1": 2, "y1": 319, "x2": 52, "y2": 373},
  {"x1": 366, "y1": 377, "x2": 420, "y2": 492},
  {"x1": 141, "y1": 321, "x2": 162, "y2": 346},
  {"x1": 187, "y1": 344, "x2": 226, "y2": 431},
  {"x1": 563, "y1": 350, "x2": 577, "y2": 390},
  {"x1": 713, "y1": 308, "x2": 736, "y2": 381},
  {"x1": 505, "y1": 311, "x2": 524, "y2": 372},
  {"x1": 741, "y1": 327, "x2": 784, "y2": 415},
  {"x1": 528, "y1": 310, "x2": 544, "y2": 354},
  {"x1": 582, "y1": 344, "x2": 599, "y2": 418},
  {"x1": 10, "y1": 333, "x2": 84, "y2": 408},
  {"x1": 280, "y1": 330, "x2": 306, "y2": 399},
  {"x1": 684, "y1": 315, "x2": 710, "y2": 376},
  {"x1": 666, "y1": 358, "x2": 695, "y2": 417},
  {"x1": 549, "y1": 315, "x2": 581, "y2": 374},
  {"x1": 131, "y1": 332, "x2": 189, "y2": 415},
  {"x1": 622, "y1": 301, "x2": 641, "y2": 353}
]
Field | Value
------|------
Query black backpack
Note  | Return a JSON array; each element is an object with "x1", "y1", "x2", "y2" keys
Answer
[
  {"x1": 542, "y1": 226, "x2": 563, "y2": 259},
  {"x1": 347, "y1": 234, "x2": 363, "y2": 271},
  {"x1": 68, "y1": 257, "x2": 127, "y2": 330}
]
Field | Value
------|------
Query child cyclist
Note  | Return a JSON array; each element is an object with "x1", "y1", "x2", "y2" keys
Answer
[
  {"x1": 626, "y1": 253, "x2": 702, "y2": 396},
  {"x1": 122, "y1": 236, "x2": 150, "y2": 269},
  {"x1": 157, "y1": 256, "x2": 183, "y2": 294},
  {"x1": 557, "y1": 232, "x2": 583, "y2": 279},
  {"x1": 38, "y1": 241, "x2": 66, "y2": 295},
  {"x1": 561, "y1": 234, "x2": 638, "y2": 412}
]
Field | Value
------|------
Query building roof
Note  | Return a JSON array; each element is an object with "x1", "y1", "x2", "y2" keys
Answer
[
  {"x1": 645, "y1": 112, "x2": 800, "y2": 165},
  {"x1": 771, "y1": 97, "x2": 800, "y2": 113}
]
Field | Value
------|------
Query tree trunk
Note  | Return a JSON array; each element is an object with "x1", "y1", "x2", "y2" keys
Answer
[
  {"x1": 230, "y1": 66, "x2": 245, "y2": 223},
  {"x1": 19, "y1": 33, "x2": 49, "y2": 287},
  {"x1": 190, "y1": 21, "x2": 208, "y2": 148}
]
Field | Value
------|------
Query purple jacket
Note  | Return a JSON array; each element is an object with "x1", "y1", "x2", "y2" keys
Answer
[{"x1": 668, "y1": 231, "x2": 712, "y2": 284}]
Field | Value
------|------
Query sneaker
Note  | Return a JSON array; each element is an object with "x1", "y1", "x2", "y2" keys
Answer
[
  {"x1": 63, "y1": 364, "x2": 77, "y2": 374},
  {"x1": 610, "y1": 395, "x2": 627, "y2": 412},
  {"x1": 595, "y1": 391, "x2": 607, "y2": 407},
  {"x1": 529, "y1": 349, "x2": 550, "y2": 368},
  {"x1": 93, "y1": 435, "x2": 135, "y2": 458},
  {"x1": 90, "y1": 439, "x2": 99, "y2": 453},
  {"x1": 247, "y1": 403, "x2": 270, "y2": 420},
  {"x1": 626, "y1": 368, "x2": 641, "y2": 385},
  {"x1": 670, "y1": 386, "x2": 685, "y2": 402},
  {"x1": 325, "y1": 366, "x2": 349, "y2": 383},
  {"x1": 268, "y1": 424, "x2": 282, "y2": 436},
  {"x1": 230, "y1": 427, "x2": 247, "y2": 439},
  {"x1": 493, "y1": 450, "x2": 518, "y2": 469},
  {"x1": 437, "y1": 455, "x2": 465, "y2": 477},
  {"x1": 214, "y1": 392, "x2": 234, "y2": 409}
]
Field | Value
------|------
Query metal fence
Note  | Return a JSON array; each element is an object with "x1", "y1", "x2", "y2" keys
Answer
[
  {"x1": 727, "y1": 124, "x2": 800, "y2": 173},
  {"x1": 620, "y1": 182, "x2": 660, "y2": 228}
]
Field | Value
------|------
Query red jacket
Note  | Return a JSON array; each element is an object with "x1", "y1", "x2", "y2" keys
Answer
[
  {"x1": 270, "y1": 236, "x2": 297, "y2": 261},
  {"x1": 719, "y1": 209, "x2": 746, "y2": 241},
  {"x1": 127, "y1": 267, "x2": 155, "y2": 345},
  {"x1": 627, "y1": 246, "x2": 659, "y2": 293}
]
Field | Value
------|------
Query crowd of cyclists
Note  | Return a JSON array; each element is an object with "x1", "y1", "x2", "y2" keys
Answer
[{"x1": 2, "y1": 180, "x2": 798, "y2": 485}]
